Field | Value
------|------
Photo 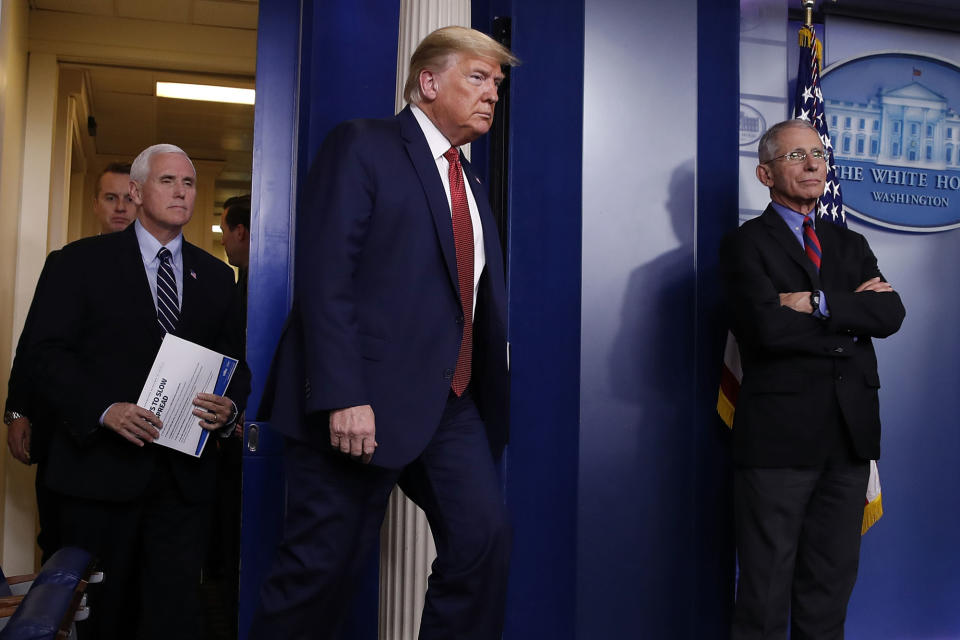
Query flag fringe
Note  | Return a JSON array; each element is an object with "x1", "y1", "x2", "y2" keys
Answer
[
  {"x1": 862, "y1": 494, "x2": 883, "y2": 535},
  {"x1": 798, "y1": 25, "x2": 823, "y2": 67},
  {"x1": 717, "y1": 391, "x2": 735, "y2": 430}
]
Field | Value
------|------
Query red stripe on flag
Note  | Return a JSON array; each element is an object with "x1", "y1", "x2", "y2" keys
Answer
[{"x1": 719, "y1": 365, "x2": 740, "y2": 406}]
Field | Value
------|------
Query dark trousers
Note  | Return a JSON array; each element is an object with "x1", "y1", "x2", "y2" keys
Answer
[
  {"x1": 57, "y1": 455, "x2": 211, "y2": 640},
  {"x1": 35, "y1": 459, "x2": 61, "y2": 564},
  {"x1": 249, "y1": 391, "x2": 512, "y2": 640},
  {"x1": 732, "y1": 448, "x2": 869, "y2": 640},
  {"x1": 204, "y1": 435, "x2": 243, "y2": 637}
]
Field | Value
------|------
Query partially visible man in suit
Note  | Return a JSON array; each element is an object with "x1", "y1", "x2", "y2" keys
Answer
[
  {"x1": 721, "y1": 119, "x2": 905, "y2": 639},
  {"x1": 4, "y1": 250, "x2": 63, "y2": 563},
  {"x1": 250, "y1": 26, "x2": 517, "y2": 640},
  {"x1": 93, "y1": 162, "x2": 136, "y2": 234},
  {"x1": 4, "y1": 162, "x2": 137, "y2": 562},
  {"x1": 220, "y1": 194, "x2": 251, "y2": 328},
  {"x1": 27, "y1": 144, "x2": 250, "y2": 640},
  {"x1": 207, "y1": 193, "x2": 250, "y2": 636}
]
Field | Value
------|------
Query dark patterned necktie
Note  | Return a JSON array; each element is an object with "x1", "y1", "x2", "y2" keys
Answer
[
  {"x1": 156, "y1": 247, "x2": 180, "y2": 334},
  {"x1": 803, "y1": 216, "x2": 822, "y2": 272},
  {"x1": 444, "y1": 147, "x2": 473, "y2": 396}
]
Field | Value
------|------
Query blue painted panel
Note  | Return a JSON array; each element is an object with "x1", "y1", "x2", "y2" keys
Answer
[
  {"x1": 694, "y1": 0, "x2": 739, "y2": 636},
  {"x1": 579, "y1": 0, "x2": 700, "y2": 636},
  {"x1": 241, "y1": 2, "x2": 400, "y2": 638},
  {"x1": 240, "y1": 0, "x2": 301, "y2": 637},
  {"x1": 246, "y1": 0, "x2": 300, "y2": 421},
  {"x1": 301, "y1": 1, "x2": 400, "y2": 163},
  {"x1": 500, "y1": 1, "x2": 583, "y2": 638},
  {"x1": 238, "y1": 423, "x2": 286, "y2": 638}
]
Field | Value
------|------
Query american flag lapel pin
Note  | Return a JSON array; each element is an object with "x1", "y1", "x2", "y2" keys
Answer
[{"x1": 190, "y1": 269, "x2": 197, "y2": 280}]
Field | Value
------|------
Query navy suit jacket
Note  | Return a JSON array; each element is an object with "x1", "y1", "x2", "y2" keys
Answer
[
  {"x1": 265, "y1": 106, "x2": 509, "y2": 469},
  {"x1": 26, "y1": 224, "x2": 250, "y2": 503},
  {"x1": 720, "y1": 206, "x2": 905, "y2": 467}
]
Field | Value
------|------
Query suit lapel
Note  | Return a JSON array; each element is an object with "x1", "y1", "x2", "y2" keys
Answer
[
  {"x1": 179, "y1": 242, "x2": 202, "y2": 337},
  {"x1": 761, "y1": 206, "x2": 821, "y2": 289},
  {"x1": 399, "y1": 106, "x2": 460, "y2": 298},
  {"x1": 119, "y1": 225, "x2": 165, "y2": 344},
  {"x1": 814, "y1": 215, "x2": 841, "y2": 287}
]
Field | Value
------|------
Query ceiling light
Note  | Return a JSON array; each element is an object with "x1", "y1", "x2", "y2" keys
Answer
[
  {"x1": 156, "y1": 82, "x2": 255, "y2": 105},
  {"x1": 212, "y1": 225, "x2": 222, "y2": 234}
]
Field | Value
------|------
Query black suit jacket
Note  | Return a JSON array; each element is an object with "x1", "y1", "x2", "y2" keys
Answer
[
  {"x1": 27, "y1": 224, "x2": 250, "y2": 503},
  {"x1": 5, "y1": 250, "x2": 61, "y2": 464},
  {"x1": 720, "y1": 206, "x2": 905, "y2": 467}
]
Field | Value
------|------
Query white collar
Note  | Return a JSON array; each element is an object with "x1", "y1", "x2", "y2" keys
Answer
[
  {"x1": 410, "y1": 104, "x2": 457, "y2": 160},
  {"x1": 134, "y1": 219, "x2": 183, "y2": 264}
]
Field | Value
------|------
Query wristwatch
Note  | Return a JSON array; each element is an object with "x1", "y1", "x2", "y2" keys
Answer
[
  {"x1": 3, "y1": 410, "x2": 25, "y2": 425},
  {"x1": 809, "y1": 290, "x2": 821, "y2": 314},
  {"x1": 225, "y1": 401, "x2": 239, "y2": 426},
  {"x1": 216, "y1": 402, "x2": 241, "y2": 439}
]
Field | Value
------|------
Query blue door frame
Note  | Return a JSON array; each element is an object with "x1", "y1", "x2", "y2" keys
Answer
[
  {"x1": 240, "y1": 2, "x2": 401, "y2": 638},
  {"x1": 238, "y1": 1, "x2": 300, "y2": 636}
]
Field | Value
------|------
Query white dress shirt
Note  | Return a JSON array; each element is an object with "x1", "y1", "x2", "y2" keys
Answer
[{"x1": 134, "y1": 219, "x2": 184, "y2": 309}]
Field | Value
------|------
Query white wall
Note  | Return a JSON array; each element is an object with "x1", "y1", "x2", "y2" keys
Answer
[{"x1": 0, "y1": 0, "x2": 36, "y2": 573}]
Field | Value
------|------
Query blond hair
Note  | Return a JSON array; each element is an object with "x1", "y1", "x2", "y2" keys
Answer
[{"x1": 403, "y1": 26, "x2": 519, "y2": 105}]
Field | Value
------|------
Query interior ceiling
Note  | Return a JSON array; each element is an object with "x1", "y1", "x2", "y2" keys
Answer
[
  {"x1": 31, "y1": 0, "x2": 258, "y2": 211},
  {"x1": 29, "y1": 0, "x2": 258, "y2": 29},
  {"x1": 79, "y1": 64, "x2": 256, "y2": 192},
  {"x1": 31, "y1": 0, "x2": 958, "y2": 213}
]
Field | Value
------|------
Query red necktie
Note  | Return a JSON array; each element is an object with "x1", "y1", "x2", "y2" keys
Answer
[
  {"x1": 445, "y1": 147, "x2": 473, "y2": 396},
  {"x1": 803, "y1": 216, "x2": 821, "y2": 271}
]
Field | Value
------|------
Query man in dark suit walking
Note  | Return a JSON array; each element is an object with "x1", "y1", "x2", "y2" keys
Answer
[
  {"x1": 4, "y1": 250, "x2": 63, "y2": 563},
  {"x1": 721, "y1": 119, "x2": 905, "y2": 639},
  {"x1": 251, "y1": 26, "x2": 518, "y2": 640},
  {"x1": 5, "y1": 162, "x2": 138, "y2": 562},
  {"x1": 27, "y1": 144, "x2": 250, "y2": 640}
]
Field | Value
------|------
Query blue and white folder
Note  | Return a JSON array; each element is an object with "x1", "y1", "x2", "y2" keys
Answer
[{"x1": 137, "y1": 334, "x2": 239, "y2": 458}]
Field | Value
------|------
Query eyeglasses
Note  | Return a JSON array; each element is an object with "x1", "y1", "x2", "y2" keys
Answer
[{"x1": 764, "y1": 149, "x2": 828, "y2": 163}]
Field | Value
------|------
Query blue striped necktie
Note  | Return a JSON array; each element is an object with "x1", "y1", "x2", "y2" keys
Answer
[{"x1": 156, "y1": 247, "x2": 180, "y2": 334}]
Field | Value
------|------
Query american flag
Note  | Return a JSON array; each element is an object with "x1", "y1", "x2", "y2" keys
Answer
[{"x1": 794, "y1": 25, "x2": 846, "y2": 227}]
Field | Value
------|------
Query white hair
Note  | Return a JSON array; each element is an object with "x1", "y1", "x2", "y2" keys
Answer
[
  {"x1": 130, "y1": 144, "x2": 195, "y2": 183},
  {"x1": 758, "y1": 119, "x2": 819, "y2": 162}
]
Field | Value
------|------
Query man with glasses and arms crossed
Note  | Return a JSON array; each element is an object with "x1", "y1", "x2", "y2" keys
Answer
[{"x1": 720, "y1": 119, "x2": 905, "y2": 639}]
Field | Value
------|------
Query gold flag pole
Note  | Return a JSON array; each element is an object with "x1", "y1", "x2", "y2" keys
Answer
[{"x1": 802, "y1": 0, "x2": 815, "y2": 28}]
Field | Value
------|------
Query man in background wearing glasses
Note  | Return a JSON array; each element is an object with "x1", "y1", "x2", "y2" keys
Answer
[{"x1": 720, "y1": 119, "x2": 905, "y2": 639}]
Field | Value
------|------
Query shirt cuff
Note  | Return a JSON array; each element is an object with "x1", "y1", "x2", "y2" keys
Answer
[{"x1": 99, "y1": 404, "x2": 117, "y2": 425}]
